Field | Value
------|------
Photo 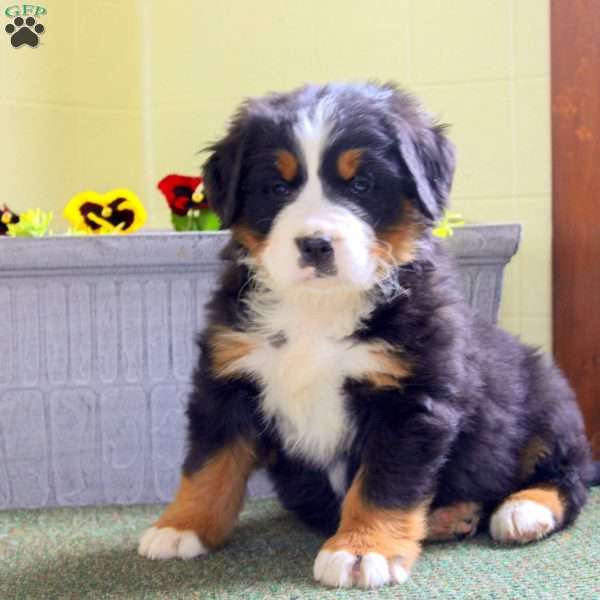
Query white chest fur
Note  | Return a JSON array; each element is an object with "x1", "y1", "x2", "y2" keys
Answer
[{"x1": 235, "y1": 289, "x2": 377, "y2": 467}]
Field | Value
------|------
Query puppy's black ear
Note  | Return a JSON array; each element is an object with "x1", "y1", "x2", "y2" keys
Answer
[
  {"x1": 202, "y1": 114, "x2": 248, "y2": 229},
  {"x1": 396, "y1": 123, "x2": 455, "y2": 221}
]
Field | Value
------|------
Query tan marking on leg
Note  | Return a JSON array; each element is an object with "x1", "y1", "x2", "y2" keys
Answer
[
  {"x1": 363, "y1": 342, "x2": 412, "y2": 390},
  {"x1": 372, "y1": 205, "x2": 425, "y2": 267},
  {"x1": 519, "y1": 436, "x2": 551, "y2": 480},
  {"x1": 209, "y1": 326, "x2": 257, "y2": 379},
  {"x1": 509, "y1": 486, "x2": 565, "y2": 523},
  {"x1": 275, "y1": 149, "x2": 299, "y2": 182},
  {"x1": 426, "y1": 501, "x2": 482, "y2": 541},
  {"x1": 231, "y1": 225, "x2": 267, "y2": 259},
  {"x1": 155, "y1": 438, "x2": 257, "y2": 549},
  {"x1": 337, "y1": 148, "x2": 364, "y2": 180},
  {"x1": 322, "y1": 471, "x2": 427, "y2": 571}
]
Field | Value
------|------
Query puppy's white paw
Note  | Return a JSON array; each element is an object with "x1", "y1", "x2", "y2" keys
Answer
[
  {"x1": 490, "y1": 500, "x2": 556, "y2": 544},
  {"x1": 138, "y1": 526, "x2": 208, "y2": 560},
  {"x1": 313, "y1": 550, "x2": 356, "y2": 588},
  {"x1": 357, "y1": 552, "x2": 390, "y2": 589},
  {"x1": 389, "y1": 556, "x2": 410, "y2": 584},
  {"x1": 313, "y1": 550, "x2": 409, "y2": 589}
]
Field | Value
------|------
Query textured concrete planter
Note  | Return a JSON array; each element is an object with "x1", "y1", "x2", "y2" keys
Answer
[{"x1": 0, "y1": 225, "x2": 520, "y2": 510}]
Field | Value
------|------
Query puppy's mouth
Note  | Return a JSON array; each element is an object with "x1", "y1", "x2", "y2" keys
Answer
[
  {"x1": 298, "y1": 261, "x2": 338, "y2": 278},
  {"x1": 297, "y1": 264, "x2": 339, "y2": 289}
]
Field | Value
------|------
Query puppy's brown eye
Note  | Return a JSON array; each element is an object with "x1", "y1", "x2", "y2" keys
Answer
[
  {"x1": 349, "y1": 175, "x2": 372, "y2": 195},
  {"x1": 268, "y1": 181, "x2": 291, "y2": 197}
]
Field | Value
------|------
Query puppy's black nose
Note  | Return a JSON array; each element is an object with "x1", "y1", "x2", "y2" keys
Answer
[{"x1": 295, "y1": 236, "x2": 334, "y2": 267}]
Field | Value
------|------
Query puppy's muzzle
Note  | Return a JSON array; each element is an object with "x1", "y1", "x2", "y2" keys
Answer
[{"x1": 295, "y1": 236, "x2": 336, "y2": 275}]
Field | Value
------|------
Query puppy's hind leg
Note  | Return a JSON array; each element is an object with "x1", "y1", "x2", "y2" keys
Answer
[
  {"x1": 490, "y1": 440, "x2": 589, "y2": 545},
  {"x1": 490, "y1": 350, "x2": 592, "y2": 545},
  {"x1": 489, "y1": 485, "x2": 567, "y2": 544},
  {"x1": 490, "y1": 435, "x2": 588, "y2": 545},
  {"x1": 426, "y1": 501, "x2": 482, "y2": 541}
]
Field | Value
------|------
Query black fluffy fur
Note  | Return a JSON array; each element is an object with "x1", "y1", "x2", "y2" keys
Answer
[{"x1": 185, "y1": 83, "x2": 597, "y2": 539}]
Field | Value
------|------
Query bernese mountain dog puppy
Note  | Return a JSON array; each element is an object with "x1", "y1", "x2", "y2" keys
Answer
[{"x1": 139, "y1": 82, "x2": 599, "y2": 589}]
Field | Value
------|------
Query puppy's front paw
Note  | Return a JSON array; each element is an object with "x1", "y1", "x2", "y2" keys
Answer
[
  {"x1": 313, "y1": 549, "x2": 409, "y2": 589},
  {"x1": 138, "y1": 526, "x2": 208, "y2": 560}
]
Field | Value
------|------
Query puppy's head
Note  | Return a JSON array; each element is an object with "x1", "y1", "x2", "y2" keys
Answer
[{"x1": 204, "y1": 83, "x2": 455, "y2": 294}]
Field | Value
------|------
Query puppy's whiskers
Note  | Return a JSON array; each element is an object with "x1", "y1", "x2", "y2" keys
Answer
[
  {"x1": 236, "y1": 257, "x2": 263, "y2": 302},
  {"x1": 371, "y1": 239, "x2": 409, "y2": 301}
]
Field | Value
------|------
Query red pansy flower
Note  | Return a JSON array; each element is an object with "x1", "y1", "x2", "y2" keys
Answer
[{"x1": 157, "y1": 174, "x2": 204, "y2": 216}]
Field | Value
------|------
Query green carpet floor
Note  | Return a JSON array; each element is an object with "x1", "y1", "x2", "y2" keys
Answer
[{"x1": 1, "y1": 490, "x2": 599, "y2": 600}]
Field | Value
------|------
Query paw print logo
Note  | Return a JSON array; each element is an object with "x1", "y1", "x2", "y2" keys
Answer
[{"x1": 5, "y1": 16, "x2": 45, "y2": 48}]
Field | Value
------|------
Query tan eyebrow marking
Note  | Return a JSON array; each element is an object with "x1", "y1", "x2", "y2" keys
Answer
[
  {"x1": 337, "y1": 148, "x2": 364, "y2": 180},
  {"x1": 275, "y1": 149, "x2": 299, "y2": 181}
]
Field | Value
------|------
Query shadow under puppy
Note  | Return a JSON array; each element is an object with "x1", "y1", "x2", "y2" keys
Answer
[{"x1": 138, "y1": 82, "x2": 600, "y2": 589}]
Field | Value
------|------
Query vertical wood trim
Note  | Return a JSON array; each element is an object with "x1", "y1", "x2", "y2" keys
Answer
[{"x1": 551, "y1": 0, "x2": 600, "y2": 457}]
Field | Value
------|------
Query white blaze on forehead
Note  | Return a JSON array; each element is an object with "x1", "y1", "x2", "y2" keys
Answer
[
  {"x1": 289, "y1": 100, "x2": 365, "y2": 243},
  {"x1": 293, "y1": 100, "x2": 335, "y2": 185}
]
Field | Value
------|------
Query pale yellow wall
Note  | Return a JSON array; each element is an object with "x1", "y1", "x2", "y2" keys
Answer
[
  {"x1": 0, "y1": 0, "x2": 144, "y2": 231},
  {"x1": 143, "y1": 0, "x2": 551, "y2": 350},
  {"x1": 0, "y1": 0, "x2": 551, "y2": 351}
]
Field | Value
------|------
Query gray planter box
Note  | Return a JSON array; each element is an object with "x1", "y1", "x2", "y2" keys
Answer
[{"x1": 0, "y1": 225, "x2": 520, "y2": 510}]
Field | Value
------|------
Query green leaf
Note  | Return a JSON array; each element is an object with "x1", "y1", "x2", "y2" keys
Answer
[
  {"x1": 170, "y1": 210, "x2": 221, "y2": 232},
  {"x1": 197, "y1": 209, "x2": 221, "y2": 231},
  {"x1": 7, "y1": 209, "x2": 53, "y2": 237},
  {"x1": 171, "y1": 213, "x2": 191, "y2": 232}
]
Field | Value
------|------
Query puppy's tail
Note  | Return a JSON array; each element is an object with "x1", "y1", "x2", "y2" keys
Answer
[{"x1": 584, "y1": 461, "x2": 600, "y2": 486}]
